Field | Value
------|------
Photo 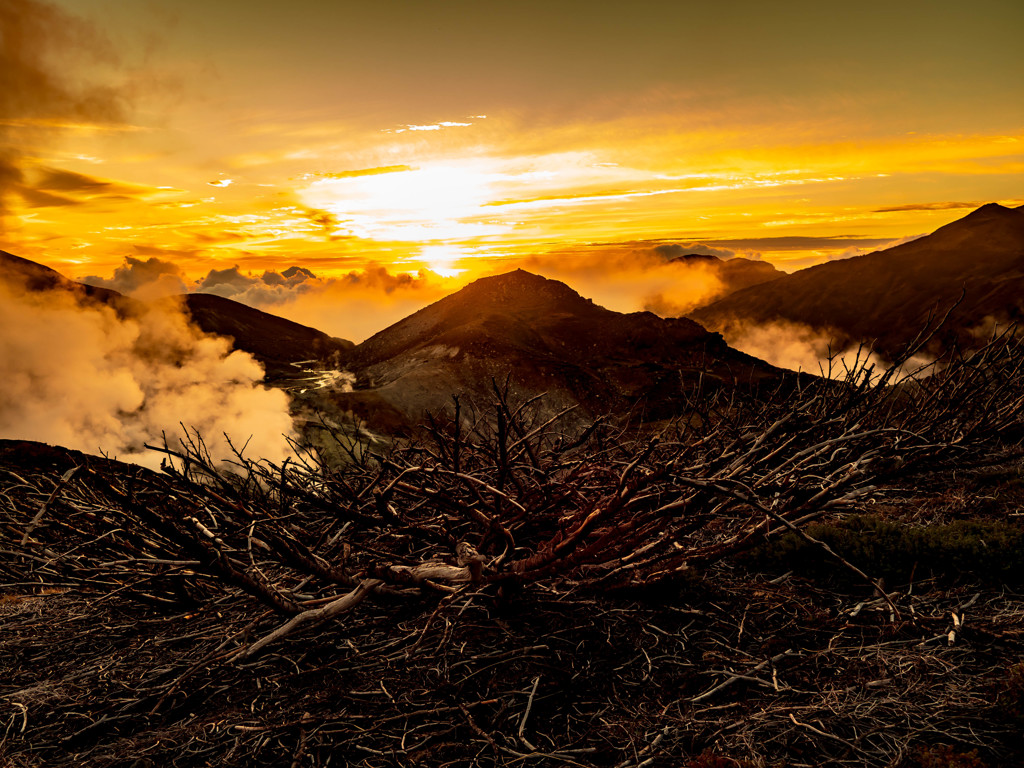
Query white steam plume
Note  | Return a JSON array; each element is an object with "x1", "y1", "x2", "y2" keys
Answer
[
  {"x1": 0, "y1": 277, "x2": 294, "y2": 468},
  {"x1": 723, "y1": 319, "x2": 934, "y2": 381}
]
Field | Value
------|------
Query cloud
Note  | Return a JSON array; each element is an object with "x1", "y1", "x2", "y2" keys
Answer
[
  {"x1": 269, "y1": 267, "x2": 449, "y2": 343},
  {"x1": 15, "y1": 165, "x2": 154, "y2": 208},
  {"x1": 34, "y1": 166, "x2": 116, "y2": 192},
  {"x1": 310, "y1": 165, "x2": 416, "y2": 180},
  {"x1": 301, "y1": 206, "x2": 350, "y2": 240},
  {"x1": 197, "y1": 265, "x2": 256, "y2": 294},
  {"x1": 82, "y1": 256, "x2": 189, "y2": 299},
  {"x1": 86, "y1": 258, "x2": 449, "y2": 343},
  {"x1": 873, "y1": 201, "x2": 987, "y2": 213},
  {"x1": 504, "y1": 245, "x2": 728, "y2": 318},
  {"x1": 651, "y1": 242, "x2": 736, "y2": 260},
  {"x1": 17, "y1": 186, "x2": 80, "y2": 208},
  {"x1": 718, "y1": 318, "x2": 933, "y2": 381},
  {"x1": 187, "y1": 264, "x2": 447, "y2": 341},
  {"x1": 0, "y1": 0, "x2": 129, "y2": 224},
  {"x1": 0, "y1": 271, "x2": 294, "y2": 468},
  {"x1": 390, "y1": 122, "x2": 474, "y2": 134},
  {"x1": 705, "y1": 235, "x2": 896, "y2": 251}
]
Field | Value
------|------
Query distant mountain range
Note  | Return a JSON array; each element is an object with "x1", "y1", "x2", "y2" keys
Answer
[
  {"x1": 690, "y1": 203, "x2": 1024, "y2": 358},
  {"x1": 4, "y1": 201, "x2": 1023, "y2": 436},
  {"x1": 0, "y1": 251, "x2": 779, "y2": 435}
]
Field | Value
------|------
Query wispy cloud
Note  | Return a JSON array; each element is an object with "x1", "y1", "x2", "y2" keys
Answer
[
  {"x1": 874, "y1": 200, "x2": 991, "y2": 213},
  {"x1": 389, "y1": 121, "x2": 474, "y2": 134},
  {"x1": 305, "y1": 165, "x2": 415, "y2": 180}
]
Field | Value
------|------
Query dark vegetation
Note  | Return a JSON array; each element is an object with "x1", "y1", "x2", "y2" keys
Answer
[{"x1": 3, "y1": 332, "x2": 1024, "y2": 766}]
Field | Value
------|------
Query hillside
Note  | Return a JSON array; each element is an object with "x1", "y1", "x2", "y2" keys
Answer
[
  {"x1": 3, "y1": 331, "x2": 1024, "y2": 767},
  {"x1": 1, "y1": 249, "x2": 126, "y2": 306},
  {"x1": 0, "y1": 250, "x2": 351, "y2": 379},
  {"x1": 690, "y1": 204, "x2": 1024, "y2": 358},
  {"x1": 336, "y1": 269, "x2": 782, "y2": 432},
  {"x1": 182, "y1": 293, "x2": 353, "y2": 378}
]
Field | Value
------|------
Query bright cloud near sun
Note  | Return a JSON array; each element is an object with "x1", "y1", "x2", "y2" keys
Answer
[{"x1": 299, "y1": 163, "x2": 512, "y2": 244}]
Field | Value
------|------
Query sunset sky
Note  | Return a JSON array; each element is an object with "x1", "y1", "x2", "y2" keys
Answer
[{"x1": 2, "y1": 0, "x2": 1022, "y2": 338}]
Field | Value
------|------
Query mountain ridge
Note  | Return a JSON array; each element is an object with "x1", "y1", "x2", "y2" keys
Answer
[
  {"x1": 690, "y1": 203, "x2": 1024, "y2": 357},
  {"x1": 334, "y1": 268, "x2": 781, "y2": 431}
]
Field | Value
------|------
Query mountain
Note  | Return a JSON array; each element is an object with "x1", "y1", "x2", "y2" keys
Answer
[
  {"x1": 334, "y1": 269, "x2": 781, "y2": 432},
  {"x1": 183, "y1": 293, "x2": 352, "y2": 378},
  {"x1": 1, "y1": 249, "x2": 125, "y2": 306},
  {"x1": 689, "y1": 203, "x2": 1024, "y2": 358},
  {"x1": 0, "y1": 250, "x2": 351, "y2": 378}
]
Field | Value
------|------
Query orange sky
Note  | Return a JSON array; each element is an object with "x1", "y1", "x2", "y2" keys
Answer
[{"x1": 1, "y1": 0, "x2": 1022, "y2": 337}]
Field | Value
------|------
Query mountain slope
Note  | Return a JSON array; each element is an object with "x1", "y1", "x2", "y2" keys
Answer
[
  {"x1": 337, "y1": 269, "x2": 781, "y2": 430},
  {"x1": 183, "y1": 293, "x2": 352, "y2": 377},
  {"x1": 689, "y1": 203, "x2": 1024, "y2": 357},
  {"x1": 1, "y1": 250, "x2": 352, "y2": 377},
  {"x1": 1, "y1": 249, "x2": 125, "y2": 305}
]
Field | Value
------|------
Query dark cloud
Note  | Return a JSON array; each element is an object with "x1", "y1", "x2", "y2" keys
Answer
[
  {"x1": 193, "y1": 230, "x2": 246, "y2": 244},
  {"x1": 82, "y1": 256, "x2": 188, "y2": 298},
  {"x1": 705, "y1": 236, "x2": 895, "y2": 251},
  {"x1": 334, "y1": 265, "x2": 430, "y2": 294},
  {"x1": 873, "y1": 201, "x2": 986, "y2": 213},
  {"x1": 0, "y1": 0, "x2": 130, "y2": 224},
  {"x1": 302, "y1": 207, "x2": 354, "y2": 241},
  {"x1": 18, "y1": 186, "x2": 79, "y2": 208},
  {"x1": 282, "y1": 266, "x2": 316, "y2": 280},
  {"x1": 34, "y1": 166, "x2": 112, "y2": 192},
  {"x1": 198, "y1": 266, "x2": 253, "y2": 293},
  {"x1": 652, "y1": 243, "x2": 734, "y2": 261}
]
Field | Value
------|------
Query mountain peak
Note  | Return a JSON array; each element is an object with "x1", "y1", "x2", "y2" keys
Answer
[
  {"x1": 456, "y1": 269, "x2": 585, "y2": 304},
  {"x1": 957, "y1": 202, "x2": 1017, "y2": 222}
]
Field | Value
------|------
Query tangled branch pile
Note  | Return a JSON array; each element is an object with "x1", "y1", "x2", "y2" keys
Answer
[{"x1": 3, "y1": 334, "x2": 1024, "y2": 766}]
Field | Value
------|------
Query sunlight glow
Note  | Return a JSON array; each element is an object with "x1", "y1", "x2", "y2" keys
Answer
[
  {"x1": 299, "y1": 164, "x2": 512, "y2": 242},
  {"x1": 420, "y1": 245, "x2": 467, "y2": 278}
]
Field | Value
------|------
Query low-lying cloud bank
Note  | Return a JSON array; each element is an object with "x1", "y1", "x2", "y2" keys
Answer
[
  {"x1": 81, "y1": 239, "x2": 782, "y2": 343},
  {"x1": 0, "y1": 274, "x2": 294, "y2": 468},
  {"x1": 83, "y1": 257, "x2": 450, "y2": 343},
  {"x1": 722, "y1": 318, "x2": 934, "y2": 381}
]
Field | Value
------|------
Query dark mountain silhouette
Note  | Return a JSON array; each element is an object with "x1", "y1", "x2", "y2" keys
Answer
[
  {"x1": 1, "y1": 249, "x2": 124, "y2": 305},
  {"x1": 182, "y1": 293, "x2": 352, "y2": 377},
  {"x1": 335, "y1": 269, "x2": 781, "y2": 431},
  {"x1": 0, "y1": 250, "x2": 351, "y2": 377},
  {"x1": 689, "y1": 203, "x2": 1024, "y2": 358}
]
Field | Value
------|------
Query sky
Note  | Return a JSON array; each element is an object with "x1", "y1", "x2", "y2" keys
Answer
[{"x1": 1, "y1": 0, "x2": 1022, "y2": 339}]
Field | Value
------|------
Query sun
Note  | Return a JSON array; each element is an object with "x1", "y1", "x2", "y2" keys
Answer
[
  {"x1": 420, "y1": 245, "x2": 467, "y2": 278},
  {"x1": 298, "y1": 163, "x2": 510, "y2": 244}
]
